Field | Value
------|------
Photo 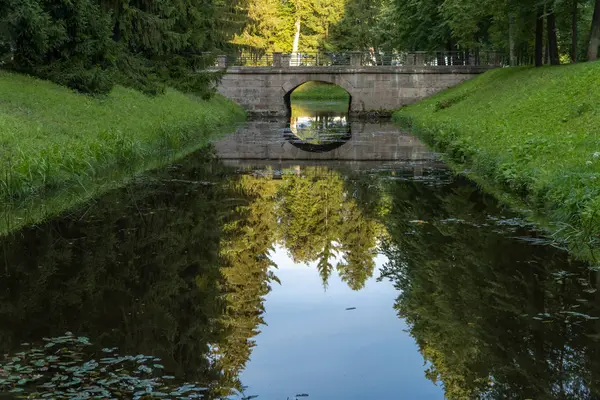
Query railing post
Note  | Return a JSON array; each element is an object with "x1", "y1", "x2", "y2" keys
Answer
[
  {"x1": 217, "y1": 55, "x2": 228, "y2": 68},
  {"x1": 272, "y1": 52, "x2": 282, "y2": 67},
  {"x1": 350, "y1": 51, "x2": 362, "y2": 67},
  {"x1": 415, "y1": 52, "x2": 426, "y2": 66},
  {"x1": 282, "y1": 54, "x2": 291, "y2": 67}
]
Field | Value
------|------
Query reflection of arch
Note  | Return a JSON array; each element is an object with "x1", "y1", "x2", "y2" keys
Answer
[
  {"x1": 282, "y1": 79, "x2": 354, "y2": 115},
  {"x1": 283, "y1": 128, "x2": 352, "y2": 153}
]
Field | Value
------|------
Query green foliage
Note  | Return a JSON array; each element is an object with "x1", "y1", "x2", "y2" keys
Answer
[
  {"x1": 325, "y1": 0, "x2": 384, "y2": 51},
  {"x1": 0, "y1": 0, "x2": 245, "y2": 94},
  {"x1": 0, "y1": 0, "x2": 115, "y2": 93},
  {"x1": 232, "y1": 0, "x2": 345, "y2": 52},
  {"x1": 394, "y1": 62, "x2": 600, "y2": 259},
  {"x1": 0, "y1": 71, "x2": 245, "y2": 235}
]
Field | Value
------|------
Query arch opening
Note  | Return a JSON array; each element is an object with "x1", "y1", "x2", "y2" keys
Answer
[{"x1": 283, "y1": 81, "x2": 352, "y2": 153}]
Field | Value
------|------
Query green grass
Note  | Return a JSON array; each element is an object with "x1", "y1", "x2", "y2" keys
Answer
[
  {"x1": 393, "y1": 62, "x2": 600, "y2": 259},
  {"x1": 291, "y1": 81, "x2": 350, "y2": 100},
  {"x1": 0, "y1": 71, "x2": 246, "y2": 235}
]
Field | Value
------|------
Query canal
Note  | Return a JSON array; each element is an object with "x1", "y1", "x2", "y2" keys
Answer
[{"x1": 1, "y1": 99, "x2": 599, "y2": 399}]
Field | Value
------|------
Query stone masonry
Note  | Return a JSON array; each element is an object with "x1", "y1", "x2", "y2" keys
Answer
[{"x1": 216, "y1": 65, "x2": 492, "y2": 116}]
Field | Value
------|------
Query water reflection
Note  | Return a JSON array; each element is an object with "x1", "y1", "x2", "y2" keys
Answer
[
  {"x1": 379, "y1": 178, "x2": 600, "y2": 399},
  {"x1": 284, "y1": 100, "x2": 351, "y2": 153},
  {"x1": 2, "y1": 123, "x2": 600, "y2": 399}
]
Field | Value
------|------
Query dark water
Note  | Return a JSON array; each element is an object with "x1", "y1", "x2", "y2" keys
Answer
[{"x1": 2, "y1": 101, "x2": 600, "y2": 399}]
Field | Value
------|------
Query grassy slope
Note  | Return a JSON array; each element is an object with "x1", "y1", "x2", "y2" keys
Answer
[
  {"x1": 0, "y1": 71, "x2": 245, "y2": 234},
  {"x1": 394, "y1": 62, "x2": 600, "y2": 256},
  {"x1": 291, "y1": 81, "x2": 350, "y2": 100}
]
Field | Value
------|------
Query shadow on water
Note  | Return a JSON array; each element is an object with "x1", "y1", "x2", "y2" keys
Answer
[{"x1": 2, "y1": 114, "x2": 600, "y2": 398}]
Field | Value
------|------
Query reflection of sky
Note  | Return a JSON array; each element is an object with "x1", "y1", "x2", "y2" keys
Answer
[{"x1": 239, "y1": 246, "x2": 444, "y2": 400}]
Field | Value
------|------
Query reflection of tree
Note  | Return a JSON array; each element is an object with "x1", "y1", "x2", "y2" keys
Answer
[
  {"x1": 217, "y1": 173, "x2": 280, "y2": 382},
  {"x1": 289, "y1": 102, "x2": 350, "y2": 145},
  {"x1": 280, "y1": 167, "x2": 345, "y2": 264},
  {"x1": 290, "y1": 114, "x2": 349, "y2": 144},
  {"x1": 0, "y1": 149, "x2": 239, "y2": 397},
  {"x1": 274, "y1": 166, "x2": 382, "y2": 289},
  {"x1": 380, "y1": 177, "x2": 600, "y2": 399},
  {"x1": 0, "y1": 157, "x2": 384, "y2": 397}
]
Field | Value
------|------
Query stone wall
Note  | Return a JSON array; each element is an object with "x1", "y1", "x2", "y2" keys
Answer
[{"x1": 216, "y1": 66, "x2": 491, "y2": 116}]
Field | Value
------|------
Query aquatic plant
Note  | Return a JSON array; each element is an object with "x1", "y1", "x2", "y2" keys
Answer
[{"x1": 0, "y1": 333, "x2": 212, "y2": 399}]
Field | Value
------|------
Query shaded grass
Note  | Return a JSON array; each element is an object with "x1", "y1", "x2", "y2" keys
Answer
[
  {"x1": 394, "y1": 62, "x2": 600, "y2": 260},
  {"x1": 291, "y1": 81, "x2": 350, "y2": 100},
  {"x1": 0, "y1": 71, "x2": 246, "y2": 234}
]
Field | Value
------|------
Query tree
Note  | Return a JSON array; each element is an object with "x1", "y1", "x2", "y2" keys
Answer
[
  {"x1": 326, "y1": 0, "x2": 384, "y2": 51},
  {"x1": 548, "y1": 4, "x2": 561, "y2": 65},
  {"x1": 573, "y1": 0, "x2": 580, "y2": 62},
  {"x1": 231, "y1": 0, "x2": 290, "y2": 52},
  {"x1": 0, "y1": 0, "x2": 245, "y2": 95},
  {"x1": 536, "y1": 5, "x2": 545, "y2": 66},
  {"x1": 589, "y1": 0, "x2": 600, "y2": 59},
  {"x1": 233, "y1": 0, "x2": 345, "y2": 53},
  {"x1": 0, "y1": 0, "x2": 115, "y2": 93}
]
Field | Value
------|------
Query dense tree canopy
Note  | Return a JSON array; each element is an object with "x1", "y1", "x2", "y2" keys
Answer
[
  {"x1": 0, "y1": 0, "x2": 246, "y2": 94},
  {"x1": 2, "y1": 0, "x2": 600, "y2": 93},
  {"x1": 233, "y1": 0, "x2": 600, "y2": 63}
]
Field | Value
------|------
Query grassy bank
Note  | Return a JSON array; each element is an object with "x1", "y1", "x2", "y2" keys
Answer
[
  {"x1": 0, "y1": 71, "x2": 245, "y2": 235},
  {"x1": 394, "y1": 62, "x2": 600, "y2": 258},
  {"x1": 291, "y1": 81, "x2": 350, "y2": 100}
]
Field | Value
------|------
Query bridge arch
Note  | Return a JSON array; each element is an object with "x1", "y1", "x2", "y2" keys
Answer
[{"x1": 282, "y1": 77, "x2": 356, "y2": 113}]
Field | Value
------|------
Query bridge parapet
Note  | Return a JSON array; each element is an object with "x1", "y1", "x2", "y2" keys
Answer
[{"x1": 216, "y1": 51, "x2": 507, "y2": 68}]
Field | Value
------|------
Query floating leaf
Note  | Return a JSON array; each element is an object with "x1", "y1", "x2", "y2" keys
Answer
[{"x1": 102, "y1": 347, "x2": 118, "y2": 353}]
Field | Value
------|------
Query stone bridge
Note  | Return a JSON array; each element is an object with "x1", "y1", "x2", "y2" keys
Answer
[{"x1": 216, "y1": 65, "x2": 493, "y2": 116}]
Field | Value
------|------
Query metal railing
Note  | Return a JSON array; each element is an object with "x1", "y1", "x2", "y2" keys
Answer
[{"x1": 217, "y1": 51, "x2": 508, "y2": 68}]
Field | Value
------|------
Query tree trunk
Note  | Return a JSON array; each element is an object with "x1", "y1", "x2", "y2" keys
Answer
[
  {"x1": 292, "y1": 16, "x2": 301, "y2": 55},
  {"x1": 509, "y1": 13, "x2": 516, "y2": 66},
  {"x1": 547, "y1": 8, "x2": 560, "y2": 65},
  {"x1": 536, "y1": 6, "x2": 544, "y2": 67},
  {"x1": 589, "y1": 0, "x2": 600, "y2": 60},
  {"x1": 572, "y1": 0, "x2": 578, "y2": 62}
]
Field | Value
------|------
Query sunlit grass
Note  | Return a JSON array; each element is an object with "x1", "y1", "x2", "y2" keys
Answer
[
  {"x1": 394, "y1": 62, "x2": 600, "y2": 258},
  {"x1": 0, "y1": 71, "x2": 246, "y2": 234},
  {"x1": 291, "y1": 81, "x2": 350, "y2": 100}
]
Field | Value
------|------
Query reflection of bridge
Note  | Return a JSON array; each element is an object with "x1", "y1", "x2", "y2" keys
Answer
[
  {"x1": 213, "y1": 121, "x2": 445, "y2": 177},
  {"x1": 214, "y1": 52, "x2": 499, "y2": 116}
]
